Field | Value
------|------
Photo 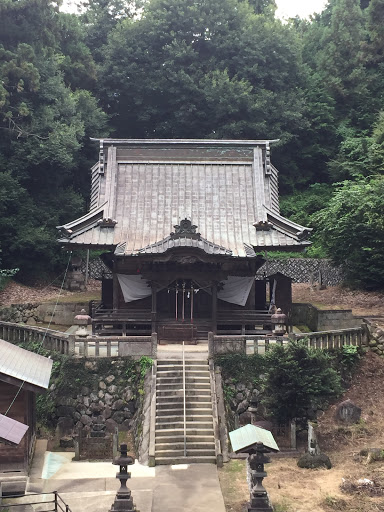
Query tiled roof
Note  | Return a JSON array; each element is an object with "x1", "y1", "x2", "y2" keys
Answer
[
  {"x1": 0, "y1": 339, "x2": 53, "y2": 392},
  {"x1": 58, "y1": 140, "x2": 311, "y2": 257}
]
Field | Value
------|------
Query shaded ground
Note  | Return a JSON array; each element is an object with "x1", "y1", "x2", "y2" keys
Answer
[
  {"x1": 292, "y1": 283, "x2": 384, "y2": 317},
  {"x1": 219, "y1": 352, "x2": 384, "y2": 512},
  {"x1": 0, "y1": 279, "x2": 101, "y2": 306}
]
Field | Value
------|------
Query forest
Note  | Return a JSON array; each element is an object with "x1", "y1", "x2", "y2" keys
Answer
[{"x1": 0, "y1": 0, "x2": 383, "y2": 289}]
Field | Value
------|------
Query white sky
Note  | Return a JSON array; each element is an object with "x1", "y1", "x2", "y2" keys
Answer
[
  {"x1": 61, "y1": 0, "x2": 329, "y2": 19},
  {"x1": 276, "y1": 0, "x2": 328, "y2": 19}
]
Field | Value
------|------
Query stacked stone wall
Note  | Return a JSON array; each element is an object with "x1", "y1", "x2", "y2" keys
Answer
[
  {"x1": 258, "y1": 258, "x2": 344, "y2": 286},
  {"x1": 47, "y1": 358, "x2": 151, "y2": 462},
  {"x1": 0, "y1": 302, "x2": 89, "y2": 326},
  {"x1": 365, "y1": 321, "x2": 384, "y2": 356}
]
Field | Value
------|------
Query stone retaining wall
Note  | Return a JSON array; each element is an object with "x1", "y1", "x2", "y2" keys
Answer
[
  {"x1": 259, "y1": 258, "x2": 344, "y2": 286},
  {"x1": 365, "y1": 320, "x2": 384, "y2": 356},
  {"x1": 51, "y1": 358, "x2": 150, "y2": 448},
  {"x1": 0, "y1": 302, "x2": 89, "y2": 326}
]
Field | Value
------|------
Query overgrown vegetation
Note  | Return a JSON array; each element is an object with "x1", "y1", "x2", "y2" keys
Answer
[
  {"x1": 1, "y1": 0, "x2": 384, "y2": 288},
  {"x1": 17, "y1": 338, "x2": 152, "y2": 427},
  {"x1": 216, "y1": 340, "x2": 361, "y2": 424}
]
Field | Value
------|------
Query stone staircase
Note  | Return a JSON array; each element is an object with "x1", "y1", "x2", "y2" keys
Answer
[{"x1": 155, "y1": 358, "x2": 217, "y2": 465}]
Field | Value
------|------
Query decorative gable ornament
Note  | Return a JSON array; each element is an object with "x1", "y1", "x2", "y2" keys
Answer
[
  {"x1": 97, "y1": 218, "x2": 117, "y2": 228},
  {"x1": 171, "y1": 219, "x2": 201, "y2": 239}
]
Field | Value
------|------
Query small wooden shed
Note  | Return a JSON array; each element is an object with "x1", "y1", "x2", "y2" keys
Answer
[{"x1": 0, "y1": 339, "x2": 52, "y2": 494}]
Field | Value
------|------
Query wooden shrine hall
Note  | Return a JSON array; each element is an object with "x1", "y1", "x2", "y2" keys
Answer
[{"x1": 58, "y1": 139, "x2": 311, "y2": 342}]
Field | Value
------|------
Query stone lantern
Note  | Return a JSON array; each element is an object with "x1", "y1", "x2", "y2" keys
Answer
[
  {"x1": 271, "y1": 308, "x2": 287, "y2": 335},
  {"x1": 74, "y1": 309, "x2": 91, "y2": 337},
  {"x1": 109, "y1": 443, "x2": 137, "y2": 512},
  {"x1": 229, "y1": 425, "x2": 279, "y2": 512}
]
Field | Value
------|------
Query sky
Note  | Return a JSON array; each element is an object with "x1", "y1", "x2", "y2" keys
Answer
[
  {"x1": 61, "y1": 0, "x2": 329, "y2": 19},
  {"x1": 275, "y1": 0, "x2": 328, "y2": 19}
]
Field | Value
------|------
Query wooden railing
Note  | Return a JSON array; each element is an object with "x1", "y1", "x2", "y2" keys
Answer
[
  {"x1": 209, "y1": 327, "x2": 368, "y2": 357},
  {"x1": 217, "y1": 310, "x2": 272, "y2": 335}
]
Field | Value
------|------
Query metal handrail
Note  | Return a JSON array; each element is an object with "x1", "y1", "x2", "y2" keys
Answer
[
  {"x1": 182, "y1": 341, "x2": 186, "y2": 458},
  {"x1": 0, "y1": 491, "x2": 72, "y2": 511}
]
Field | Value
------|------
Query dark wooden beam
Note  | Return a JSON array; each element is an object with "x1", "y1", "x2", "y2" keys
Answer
[{"x1": 211, "y1": 282, "x2": 218, "y2": 335}]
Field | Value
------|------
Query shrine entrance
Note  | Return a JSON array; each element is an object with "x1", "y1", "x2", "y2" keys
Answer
[{"x1": 157, "y1": 279, "x2": 212, "y2": 322}]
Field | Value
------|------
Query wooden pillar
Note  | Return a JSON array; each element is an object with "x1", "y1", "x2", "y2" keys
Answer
[
  {"x1": 113, "y1": 260, "x2": 119, "y2": 310},
  {"x1": 211, "y1": 282, "x2": 217, "y2": 335},
  {"x1": 151, "y1": 283, "x2": 157, "y2": 334}
]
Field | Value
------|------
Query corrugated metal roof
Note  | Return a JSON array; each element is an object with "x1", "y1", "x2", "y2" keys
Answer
[
  {"x1": 0, "y1": 414, "x2": 29, "y2": 445},
  {"x1": 229, "y1": 424, "x2": 279, "y2": 453},
  {"x1": 0, "y1": 339, "x2": 53, "y2": 391},
  {"x1": 136, "y1": 234, "x2": 233, "y2": 256},
  {"x1": 59, "y1": 140, "x2": 311, "y2": 256}
]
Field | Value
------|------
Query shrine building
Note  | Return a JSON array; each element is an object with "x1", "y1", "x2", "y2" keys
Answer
[{"x1": 58, "y1": 139, "x2": 311, "y2": 342}]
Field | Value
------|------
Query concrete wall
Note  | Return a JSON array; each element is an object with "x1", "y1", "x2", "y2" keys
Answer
[{"x1": 292, "y1": 303, "x2": 361, "y2": 331}]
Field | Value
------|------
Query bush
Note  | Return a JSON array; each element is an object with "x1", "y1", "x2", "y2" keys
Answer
[{"x1": 262, "y1": 340, "x2": 342, "y2": 423}]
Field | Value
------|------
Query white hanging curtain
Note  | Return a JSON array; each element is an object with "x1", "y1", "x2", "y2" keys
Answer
[
  {"x1": 117, "y1": 274, "x2": 152, "y2": 303},
  {"x1": 217, "y1": 276, "x2": 254, "y2": 307}
]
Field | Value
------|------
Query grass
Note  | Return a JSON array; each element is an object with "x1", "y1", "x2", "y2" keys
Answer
[{"x1": 218, "y1": 460, "x2": 249, "y2": 512}]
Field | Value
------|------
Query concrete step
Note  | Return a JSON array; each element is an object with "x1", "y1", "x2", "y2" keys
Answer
[
  {"x1": 155, "y1": 456, "x2": 216, "y2": 465},
  {"x1": 156, "y1": 395, "x2": 211, "y2": 403},
  {"x1": 156, "y1": 428, "x2": 215, "y2": 437},
  {"x1": 157, "y1": 382, "x2": 211, "y2": 391},
  {"x1": 156, "y1": 389, "x2": 211, "y2": 397},
  {"x1": 157, "y1": 374, "x2": 210, "y2": 381},
  {"x1": 157, "y1": 363, "x2": 208, "y2": 370},
  {"x1": 155, "y1": 420, "x2": 214, "y2": 430},
  {"x1": 155, "y1": 414, "x2": 214, "y2": 423},
  {"x1": 156, "y1": 407, "x2": 213, "y2": 416},
  {"x1": 155, "y1": 448, "x2": 216, "y2": 457},
  {"x1": 157, "y1": 367, "x2": 209, "y2": 373},
  {"x1": 155, "y1": 441, "x2": 216, "y2": 451},
  {"x1": 156, "y1": 400, "x2": 212, "y2": 410},
  {"x1": 155, "y1": 433, "x2": 215, "y2": 443},
  {"x1": 156, "y1": 378, "x2": 210, "y2": 386}
]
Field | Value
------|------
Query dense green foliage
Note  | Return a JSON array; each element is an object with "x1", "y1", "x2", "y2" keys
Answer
[
  {"x1": 216, "y1": 341, "x2": 360, "y2": 424},
  {"x1": 262, "y1": 341, "x2": 342, "y2": 422},
  {"x1": 0, "y1": 0, "x2": 383, "y2": 287}
]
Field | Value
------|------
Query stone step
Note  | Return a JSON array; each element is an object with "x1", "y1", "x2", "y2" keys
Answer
[
  {"x1": 156, "y1": 407, "x2": 213, "y2": 416},
  {"x1": 155, "y1": 420, "x2": 213, "y2": 430},
  {"x1": 156, "y1": 377, "x2": 210, "y2": 386},
  {"x1": 155, "y1": 433, "x2": 215, "y2": 443},
  {"x1": 157, "y1": 382, "x2": 211, "y2": 391},
  {"x1": 155, "y1": 414, "x2": 213, "y2": 423},
  {"x1": 157, "y1": 366, "x2": 209, "y2": 372},
  {"x1": 156, "y1": 373, "x2": 210, "y2": 380},
  {"x1": 155, "y1": 441, "x2": 216, "y2": 451},
  {"x1": 156, "y1": 388, "x2": 211, "y2": 401},
  {"x1": 156, "y1": 400, "x2": 212, "y2": 410},
  {"x1": 155, "y1": 428, "x2": 215, "y2": 437},
  {"x1": 157, "y1": 360, "x2": 208, "y2": 365},
  {"x1": 155, "y1": 456, "x2": 216, "y2": 465},
  {"x1": 156, "y1": 395, "x2": 211, "y2": 403},
  {"x1": 155, "y1": 448, "x2": 216, "y2": 458}
]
